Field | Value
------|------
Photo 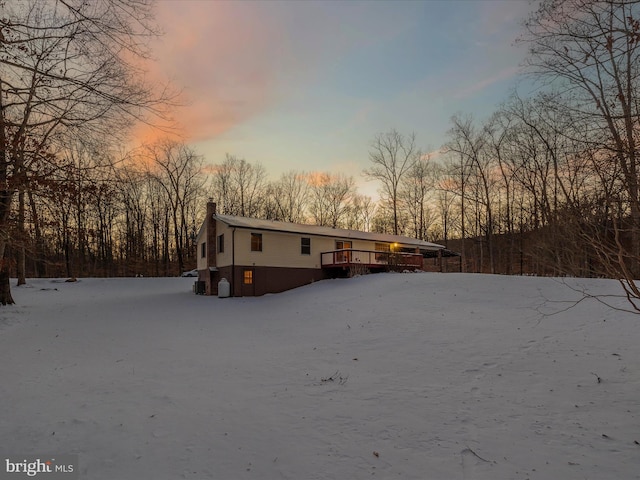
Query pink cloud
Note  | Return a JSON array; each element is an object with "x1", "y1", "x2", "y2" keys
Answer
[
  {"x1": 132, "y1": 1, "x2": 421, "y2": 147},
  {"x1": 132, "y1": 1, "x2": 284, "y2": 145}
]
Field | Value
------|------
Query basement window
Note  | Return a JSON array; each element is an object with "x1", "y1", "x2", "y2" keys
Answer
[{"x1": 243, "y1": 269, "x2": 253, "y2": 284}]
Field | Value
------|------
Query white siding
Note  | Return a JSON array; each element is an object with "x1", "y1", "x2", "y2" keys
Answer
[
  {"x1": 215, "y1": 221, "x2": 235, "y2": 267},
  {"x1": 220, "y1": 227, "x2": 392, "y2": 269},
  {"x1": 232, "y1": 229, "x2": 324, "y2": 268},
  {"x1": 196, "y1": 228, "x2": 207, "y2": 271}
]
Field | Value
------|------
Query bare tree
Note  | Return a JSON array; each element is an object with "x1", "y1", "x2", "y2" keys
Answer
[
  {"x1": 365, "y1": 129, "x2": 418, "y2": 235},
  {"x1": 370, "y1": 202, "x2": 398, "y2": 235},
  {"x1": 400, "y1": 151, "x2": 437, "y2": 240},
  {"x1": 117, "y1": 159, "x2": 152, "y2": 275},
  {"x1": 445, "y1": 115, "x2": 490, "y2": 272},
  {"x1": 209, "y1": 154, "x2": 235, "y2": 215},
  {"x1": 267, "y1": 170, "x2": 309, "y2": 223},
  {"x1": 145, "y1": 140, "x2": 205, "y2": 274},
  {"x1": 231, "y1": 157, "x2": 267, "y2": 218},
  {"x1": 485, "y1": 111, "x2": 521, "y2": 273},
  {"x1": 433, "y1": 164, "x2": 458, "y2": 249},
  {"x1": 210, "y1": 154, "x2": 266, "y2": 218},
  {"x1": 0, "y1": 0, "x2": 172, "y2": 304},
  {"x1": 521, "y1": 0, "x2": 640, "y2": 302},
  {"x1": 145, "y1": 171, "x2": 171, "y2": 276},
  {"x1": 344, "y1": 194, "x2": 376, "y2": 232},
  {"x1": 308, "y1": 172, "x2": 355, "y2": 228}
]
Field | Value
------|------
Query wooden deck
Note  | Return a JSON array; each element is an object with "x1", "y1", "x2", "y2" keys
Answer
[{"x1": 321, "y1": 249, "x2": 423, "y2": 270}]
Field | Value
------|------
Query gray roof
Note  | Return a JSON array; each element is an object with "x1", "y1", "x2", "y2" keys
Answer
[{"x1": 214, "y1": 214, "x2": 444, "y2": 251}]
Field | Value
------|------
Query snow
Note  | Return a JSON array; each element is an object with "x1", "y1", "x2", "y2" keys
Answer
[{"x1": 1, "y1": 273, "x2": 639, "y2": 479}]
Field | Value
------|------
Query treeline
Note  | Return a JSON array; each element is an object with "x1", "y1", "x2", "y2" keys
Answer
[
  {"x1": 11, "y1": 140, "x2": 207, "y2": 279},
  {"x1": 436, "y1": 0, "x2": 640, "y2": 297},
  {"x1": 8, "y1": 138, "x2": 433, "y2": 279},
  {"x1": 6, "y1": 93, "x2": 636, "y2": 281}
]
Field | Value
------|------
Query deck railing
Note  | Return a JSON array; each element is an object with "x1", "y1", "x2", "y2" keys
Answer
[{"x1": 321, "y1": 249, "x2": 423, "y2": 269}]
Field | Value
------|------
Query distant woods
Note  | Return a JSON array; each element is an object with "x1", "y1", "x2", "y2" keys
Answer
[
  {"x1": 0, "y1": 0, "x2": 175, "y2": 303},
  {"x1": 8, "y1": 145, "x2": 381, "y2": 279},
  {"x1": 2, "y1": 0, "x2": 640, "y2": 311},
  {"x1": 445, "y1": 0, "x2": 640, "y2": 311}
]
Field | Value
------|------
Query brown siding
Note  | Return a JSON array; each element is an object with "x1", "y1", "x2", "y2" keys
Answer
[
  {"x1": 230, "y1": 265, "x2": 330, "y2": 297},
  {"x1": 206, "y1": 266, "x2": 232, "y2": 296}
]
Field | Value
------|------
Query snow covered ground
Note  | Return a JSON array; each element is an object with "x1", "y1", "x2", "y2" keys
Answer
[{"x1": 1, "y1": 273, "x2": 639, "y2": 479}]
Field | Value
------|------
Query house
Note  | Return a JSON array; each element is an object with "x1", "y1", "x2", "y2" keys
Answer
[{"x1": 195, "y1": 201, "x2": 445, "y2": 296}]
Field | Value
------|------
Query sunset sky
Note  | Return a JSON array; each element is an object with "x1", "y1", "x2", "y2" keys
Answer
[{"x1": 138, "y1": 0, "x2": 535, "y2": 194}]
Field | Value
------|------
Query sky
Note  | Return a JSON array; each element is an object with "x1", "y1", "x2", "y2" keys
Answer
[{"x1": 134, "y1": 0, "x2": 536, "y2": 196}]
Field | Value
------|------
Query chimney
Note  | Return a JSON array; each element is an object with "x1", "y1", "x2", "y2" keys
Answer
[
  {"x1": 206, "y1": 200, "x2": 217, "y2": 270},
  {"x1": 206, "y1": 199, "x2": 216, "y2": 217}
]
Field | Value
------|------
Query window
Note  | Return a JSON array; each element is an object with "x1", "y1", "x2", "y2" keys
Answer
[
  {"x1": 243, "y1": 269, "x2": 253, "y2": 284},
  {"x1": 301, "y1": 237, "x2": 311, "y2": 255},
  {"x1": 375, "y1": 242, "x2": 390, "y2": 262},
  {"x1": 375, "y1": 243, "x2": 390, "y2": 252},
  {"x1": 200, "y1": 242, "x2": 206, "y2": 258},
  {"x1": 217, "y1": 234, "x2": 224, "y2": 253},
  {"x1": 251, "y1": 233, "x2": 262, "y2": 252}
]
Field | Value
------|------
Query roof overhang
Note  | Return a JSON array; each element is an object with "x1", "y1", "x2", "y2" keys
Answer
[{"x1": 213, "y1": 214, "x2": 445, "y2": 251}]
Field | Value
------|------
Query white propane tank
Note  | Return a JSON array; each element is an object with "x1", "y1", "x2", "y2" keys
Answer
[{"x1": 218, "y1": 278, "x2": 230, "y2": 298}]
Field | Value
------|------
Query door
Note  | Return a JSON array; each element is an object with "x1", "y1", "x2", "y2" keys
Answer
[
  {"x1": 241, "y1": 268, "x2": 255, "y2": 296},
  {"x1": 335, "y1": 241, "x2": 352, "y2": 263}
]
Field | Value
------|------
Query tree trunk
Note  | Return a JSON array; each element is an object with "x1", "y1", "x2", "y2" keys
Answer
[
  {"x1": 17, "y1": 187, "x2": 26, "y2": 286},
  {"x1": 28, "y1": 190, "x2": 45, "y2": 277},
  {"x1": 0, "y1": 238, "x2": 15, "y2": 305},
  {"x1": 0, "y1": 268, "x2": 14, "y2": 305},
  {"x1": 0, "y1": 68, "x2": 15, "y2": 305}
]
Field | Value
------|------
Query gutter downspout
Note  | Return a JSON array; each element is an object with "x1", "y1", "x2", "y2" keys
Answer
[{"x1": 231, "y1": 227, "x2": 236, "y2": 297}]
